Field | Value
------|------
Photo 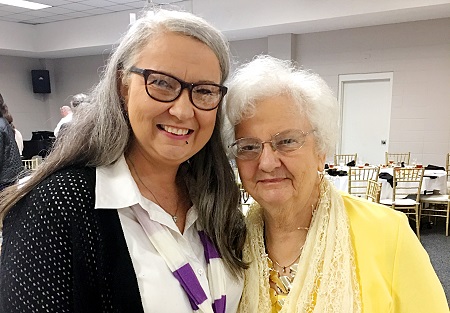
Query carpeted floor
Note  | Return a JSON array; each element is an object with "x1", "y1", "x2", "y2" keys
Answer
[{"x1": 420, "y1": 219, "x2": 450, "y2": 304}]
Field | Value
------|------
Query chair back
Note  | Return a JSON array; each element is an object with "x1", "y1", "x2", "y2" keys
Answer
[
  {"x1": 348, "y1": 166, "x2": 380, "y2": 197},
  {"x1": 385, "y1": 152, "x2": 410, "y2": 165},
  {"x1": 419, "y1": 154, "x2": 449, "y2": 236},
  {"x1": 392, "y1": 167, "x2": 424, "y2": 203},
  {"x1": 334, "y1": 153, "x2": 357, "y2": 166},
  {"x1": 22, "y1": 158, "x2": 42, "y2": 171},
  {"x1": 366, "y1": 179, "x2": 382, "y2": 203},
  {"x1": 446, "y1": 152, "x2": 450, "y2": 181},
  {"x1": 380, "y1": 167, "x2": 424, "y2": 239},
  {"x1": 446, "y1": 152, "x2": 450, "y2": 194},
  {"x1": 420, "y1": 194, "x2": 450, "y2": 236}
]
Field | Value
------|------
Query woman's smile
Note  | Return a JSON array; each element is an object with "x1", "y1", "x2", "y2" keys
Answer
[
  {"x1": 157, "y1": 124, "x2": 193, "y2": 140},
  {"x1": 257, "y1": 177, "x2": 286, "y2": 184}
]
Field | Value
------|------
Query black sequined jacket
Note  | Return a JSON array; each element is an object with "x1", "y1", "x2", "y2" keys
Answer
[{"x1": 0, "y1": 167, "x2": 145, "y2": 313}]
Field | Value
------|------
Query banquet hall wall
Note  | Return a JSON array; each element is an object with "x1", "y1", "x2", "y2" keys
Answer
[{"x1": 0, "y1": 17, "x2": 448, "y2": 166}]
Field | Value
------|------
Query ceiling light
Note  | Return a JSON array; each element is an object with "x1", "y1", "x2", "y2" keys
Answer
[{"x1": 0, "y1": 0, "x2": 51, "y2": 10}]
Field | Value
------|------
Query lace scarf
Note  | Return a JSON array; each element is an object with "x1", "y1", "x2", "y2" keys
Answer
[
  {"x1": 132, "y1": 205, "x2": 226, "y2": 313},
  {"x1": 238, "y1": 178, "x2": 362, "y2": 313}
]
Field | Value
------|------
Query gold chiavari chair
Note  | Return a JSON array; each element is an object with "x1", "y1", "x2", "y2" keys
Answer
[
  {"x1": 446, "y1": 152, "x2": 450, "y2": 193},
  {"x1": 419, "y1": 153, "x2": 450, "y2": 236},
  {"x1": 385, "y1": 152, "x2": 411, "y2": 166},
  {"x1": 334, "y1": 153, "x2": 357, "y2": 166},
  {"x1": 22, "y1": 158, "x2": 42, "y2": 171},
  {"x1": 366, "y1": 179, "x2": 382, "y2": 203},
  {"x1": 380, "y1": 167, "x2": 424, "y2": 239},
  {"x1": 420, "y1": 194, "x2": 449, "y2": 236},
  {"x1": 348, "y1": 166, "x2": 380, "y2": 197}
]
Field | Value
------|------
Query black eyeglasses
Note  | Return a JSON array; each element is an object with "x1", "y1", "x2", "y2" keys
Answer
[
  {"x1": 129, "y1": 66, "x2": 227, "y2": 111},
  {"x1": 229, "y1": 129, "x2": 315, "y2": 160}
]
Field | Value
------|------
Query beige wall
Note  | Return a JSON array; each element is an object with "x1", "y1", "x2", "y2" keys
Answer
[
  {"x1": 230, "y1": 18, "x2": 450, "y2": 166},
  {"x1": 49, "y1": 55, "x2": 108, "y2": 128},
  {"x1": 0, "y1": 54, "x2": 107, "y2": 140},
  {"x1": 297, "y1": 18, "x2": 450, "y2": 166},
  {"x1": 1, "y1": 18, "x2": 449, "y2": 166},
  {"x1": 0, "y1": 55, "x2": 51, "y2": 140}
]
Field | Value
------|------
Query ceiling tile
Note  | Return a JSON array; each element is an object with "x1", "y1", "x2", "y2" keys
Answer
[
  {"x1": 58, "y1": 3, "x2": 96, "y2": 11},
  {"x1": 42, "y1": 6, "x2": 74, "y2": 14},
  {"x1": 5, "y1": 13, "x2": 36, "y2": 20},
  {"x1": 26, "y1": 17, "x2": 58, "y2": 24},
  {"x1": 26, "y1": 10, "x2": 55, "y2": 18},
  {"x1": 63, "y1": 11, "x2": 94, "y2": 18},
  {"x1": 78, "y1": 0, "x2": 118, "y2": 7},
  {"x1": 0, "y1": 10, "x2": 11, "y2": 17},
  {"x1": 106, "y1": 4, "x2": 135, "y2": 12},
  {"x1": 111, "y1": 0, "x2": 146, "y2": 4},
  {"x1": 81, "y1": 8, "x2": 114, "y2": 15},
  {"x1": 0, "y1": 0, "x2": 147, "y2": 25},
  {"x1": 39, "y1": 0, "x2": 73, "y2": 5},
  {"x1": 0, "y1": 6, "x2": 28, "y2": 13},
  {"x1": 49, "y1": 14, "x2": 74, "y2": 21}
]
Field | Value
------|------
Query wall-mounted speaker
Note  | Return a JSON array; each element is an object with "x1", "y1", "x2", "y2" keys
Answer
[{"x1": 31, "y1": 70, "x2": 51, "y2": 93}]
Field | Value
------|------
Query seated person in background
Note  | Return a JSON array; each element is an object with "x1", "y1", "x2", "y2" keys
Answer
[
  {"x1": 223, "y1": 55, "x2": 448, "y2": 313},
  {"x1": 53, "y1": 105, "x2": 72, "y2": 137},
  {"x1": 3, "y1": 110, "x2": 23, "y2": 156},
  {"x1": 0, "y1": 93, "x2": 22, "y2": 191},
  {"x1": 57, "y1": 93, "x2": 90, "y2": 136},
  {"x1": 70, "y1": 93, "x2": 89, "y2": 108}
]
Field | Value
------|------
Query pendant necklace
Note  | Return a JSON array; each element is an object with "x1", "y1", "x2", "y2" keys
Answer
[
  {"x1": 265, "y1": 220, "x2": 309, "y2": 274},
  {"x1": 128, "y1": 157, "x2": 180, "y2": 223},
  {"x1": 268, "y1": 247, "x2": 303, "y2": 274}
]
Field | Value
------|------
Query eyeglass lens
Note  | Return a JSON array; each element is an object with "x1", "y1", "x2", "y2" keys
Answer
[
  {"x1": 231, "y1": 129, "x2": 311, "y2": 160},
  {"x1": 145, "y1": 72, "x2": 223, "y2": 110}
]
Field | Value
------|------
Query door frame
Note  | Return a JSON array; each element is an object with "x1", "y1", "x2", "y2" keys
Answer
[{"x1": 337, "y1": 72, "x2": 393, "y2": 155}]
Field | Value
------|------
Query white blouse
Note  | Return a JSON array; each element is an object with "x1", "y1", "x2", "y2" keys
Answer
[{"x1": 95, "y1": 156, "x2": 243, "y2": 313}]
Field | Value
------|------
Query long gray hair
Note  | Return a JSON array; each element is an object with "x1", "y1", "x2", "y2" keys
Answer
[{"x1": 1, "y1": 9, "x2": 246, "y2": 275}]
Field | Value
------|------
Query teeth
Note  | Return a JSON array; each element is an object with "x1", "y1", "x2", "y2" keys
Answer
[{"x1": 162, "y1": 125, "x2": 189, "y2": 135}]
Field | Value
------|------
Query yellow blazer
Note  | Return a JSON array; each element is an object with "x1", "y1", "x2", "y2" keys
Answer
[{"x1": 342, "y1": 193, "x2": 449, "y2": 312}]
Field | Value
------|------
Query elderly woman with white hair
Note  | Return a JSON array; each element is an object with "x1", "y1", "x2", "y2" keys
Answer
[{"x1": 223, "y1": 55, "x2": 448, "y2": 312}]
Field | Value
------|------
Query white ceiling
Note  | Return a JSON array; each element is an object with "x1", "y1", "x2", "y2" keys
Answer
[
  {"x1": 1, "y1": 0, "x2": 450, "y2": 58},
  {"x1": 0, "y1": 0, "x2": 159, "y2": 24}
]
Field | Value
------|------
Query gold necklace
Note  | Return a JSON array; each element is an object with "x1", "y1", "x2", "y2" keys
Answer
[
  {"x1": 264, "y1": 203, "x2": 316, "y2": 311},
  {"x1": 267, "y1": 245, "x2": 304, "y2": 274},
  {"x1": 264, "y1": 224, "x2": 308, "y2": 274},
  {"x1": 266, "y1": 245, "x2": 304, "y2": 312},
  {"x1": 128, "y1": 157, "x2": 180, "y2": 223}
]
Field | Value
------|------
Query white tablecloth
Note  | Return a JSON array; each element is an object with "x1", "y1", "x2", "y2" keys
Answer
[
  {"x1": 325, "y1": 167, "x2": 448, "y2": 199},
  {"x1": 380, "y1": 168, "x2": 448, "y2": 198}
]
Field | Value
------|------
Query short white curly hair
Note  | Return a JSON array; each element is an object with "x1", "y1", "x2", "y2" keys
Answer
[{"x1": 223, "y1": 55, "x2": 339, "y2": 157}]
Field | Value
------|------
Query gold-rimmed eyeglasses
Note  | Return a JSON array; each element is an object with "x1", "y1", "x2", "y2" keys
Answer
[
  {"x1": 129, "y1": 66, "x2": 227, "y2": 111},
  {"x1": 229, "y1": 129, "x2": 315, "y2": 160}
]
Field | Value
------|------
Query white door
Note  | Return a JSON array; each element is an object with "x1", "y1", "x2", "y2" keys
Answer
[{"x1": 338, "y1": 73, "x2": 393, "y2": 165}]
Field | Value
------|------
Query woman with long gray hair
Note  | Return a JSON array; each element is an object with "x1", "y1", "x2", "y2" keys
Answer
[{"x1": 0, "y1": 9, "x2": 246, "y2": 313}]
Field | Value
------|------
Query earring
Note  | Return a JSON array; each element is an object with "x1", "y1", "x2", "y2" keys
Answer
[
  {"x1": 241, "y1": 188, "x2": 250, "y2": 203},
  {"x1": 318, "y1": 171, "x2": 324, "y2": 182}
]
